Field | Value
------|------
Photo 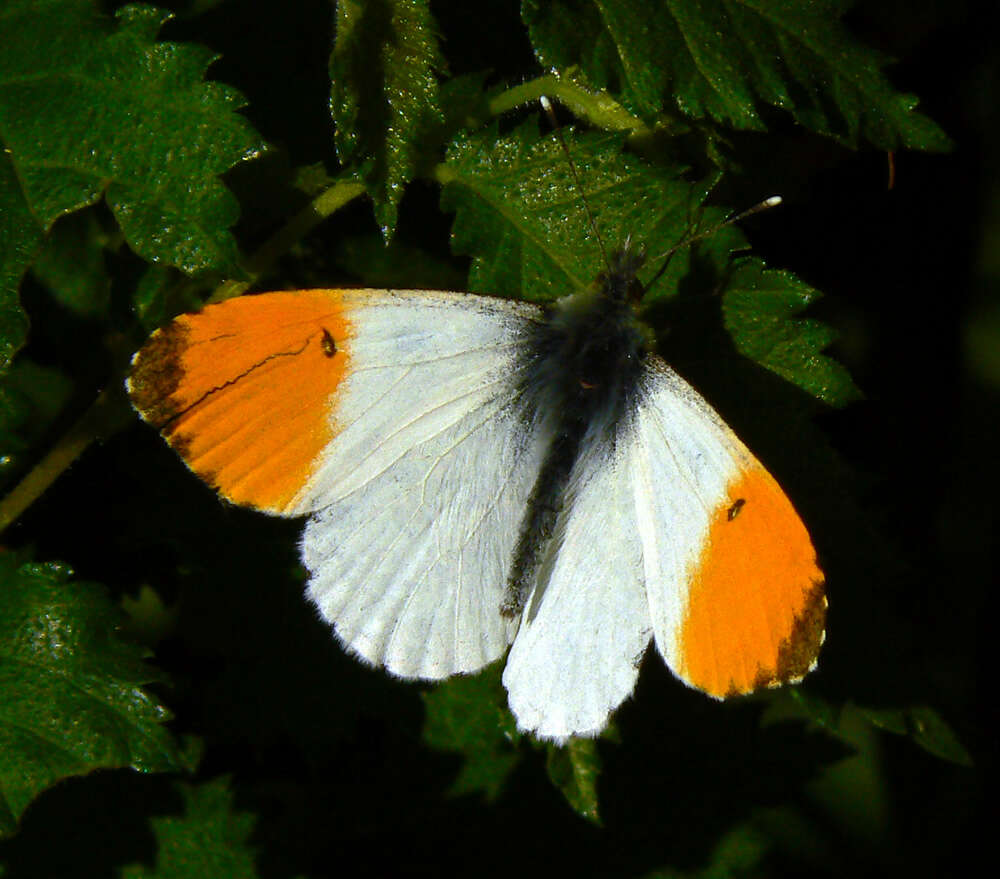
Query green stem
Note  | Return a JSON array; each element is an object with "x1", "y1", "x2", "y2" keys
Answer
[
  {"x1": 210, "y1": 180, "x2": 366, "y2": 303},
  {"x1": 0, "y1": 385, "x2": 130, "y2": 536},
  {"x1": 490, "y1": 74, "x2": 645, "y2": 135}
]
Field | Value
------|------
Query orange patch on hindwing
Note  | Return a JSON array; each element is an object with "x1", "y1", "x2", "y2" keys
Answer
[
  {"x1": 127, "y1": 290, "x2": 352, "y2": 514},
  {"x1": 678, "y1": 466, "x2": 826, "y2": 698}
]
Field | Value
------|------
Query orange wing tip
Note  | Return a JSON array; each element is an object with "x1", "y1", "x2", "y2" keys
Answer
[
  {"x1": 126, "y1": 290, "x2": 354, "y2": 515},
  {"x1": 747, "y1": 582, "x2": 827, "y2": 695},
  {"x1": 693, "y1": 583, "x2": 827, "y2": 701},
  {"x1": 677, "y1": 465, "x2": 828, "y2": 700},
  {"x1": 126, "y1": 322, "x2": 190, "y2": 431}
]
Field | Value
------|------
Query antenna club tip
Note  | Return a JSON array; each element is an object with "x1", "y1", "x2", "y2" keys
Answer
[
  {"x1": 764, "y1": 195, "x2": 783, "y2": 207},
  {"x1": 540, "y1": 95, "x2": 553, "y2": 111}
]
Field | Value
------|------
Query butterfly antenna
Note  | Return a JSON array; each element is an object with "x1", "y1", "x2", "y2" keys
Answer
[
  {"x1": 540, "y1": 95, "x2": 613, "y2": 276},
  {"x1": 644, "y1": 195, "x2": 783, "y2": 293}
]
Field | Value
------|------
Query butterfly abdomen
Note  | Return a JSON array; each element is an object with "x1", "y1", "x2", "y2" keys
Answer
[{"x1": 503, "y1": 271, "x2": 650, "y2": 617}]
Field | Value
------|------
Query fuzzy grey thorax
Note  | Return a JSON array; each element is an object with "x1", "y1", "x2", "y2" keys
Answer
[{"x1": 501, "y1": 244, "x2": 656, "y2": 619}]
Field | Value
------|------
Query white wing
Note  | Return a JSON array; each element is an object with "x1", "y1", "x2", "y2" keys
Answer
[
  {"x1": 303, "y1": 291, "x2": 552, "y2": 680},
  {"x1": 502, "y1": 424, "x2": 651, "y2": 742}
]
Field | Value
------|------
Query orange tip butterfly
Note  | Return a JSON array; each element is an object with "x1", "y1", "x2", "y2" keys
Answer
[{"x1": 126, "y1": 152, "x2": 825, "y2": 744}]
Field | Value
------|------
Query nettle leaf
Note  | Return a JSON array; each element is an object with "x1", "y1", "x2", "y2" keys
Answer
[
  {"x1": 0, "y1": 0, "x2": 266, "y2": 356},
  {"x1": 0, "y1": 556, "x2": 187, "y2": 836},
  {"x1": 546, "y1": 738, "x2": 602, "y2": 825},
  {"x1": 723, "y1": 261, "x2": 861, "y2": 406},
  {"x1": 334, "y1": 235, "x2": 467, "y2": 290},
  {"x1": 120, "y1": 778, "x2": 258, "y2": 879},
  {"x1": 522, "y1": 0, "x2": 949, "y2": 150},
  {"x1": 859, "y1": 705, "x2": 972, "y2": 767},
  {"x1": 29, "y1": 212, "x2": 112, "y2": 319},
  {"x1": 440, "y1": 124, "x2": 720, "y2": 305},
  {"x1": 642, "y1": 822, "x2": 772, "y2": 878},
  {"x1": 330, "y1": 0, "x2": 445, "y2": 237},
  {"x1": 0, "y1": 149, "x2": 40, "y2": 370},
  {"x1": 790, "y1": 691, "x2": 973, "y2": 767},
  {"x1": 421, "y1": 663, "x2": 518, "y2": 801},
  {"x1": 423, "y1": 661, "x2": 604, "y2": 820},
  {"x1": 130, "y1": 265, "x2": 184, "y2": 334},
  {"x1": 523, "y1": 0, "x2": 669, "y2": 119}
]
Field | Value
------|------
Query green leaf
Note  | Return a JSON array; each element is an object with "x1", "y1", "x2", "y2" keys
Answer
[
  {"x1": 0, "y1": 0, "x2": 266, "y2": 293},
  {"x1": 128, "y1": 263, "x2": 211, "y2": 335},
  {"x1": 546, "y1": 738, "x2": 602, "y2": 825},
  {"x1": 788, "y1": 691, "x2": 973, "y2": 768},
  {"x1": 440, "y1": 123, "x2": 719, "y2": 304},
  {"x1": 333, "y1": 235, "x2": 467, "y2": 290},
  {"x1": 330, "y1": 0, "x2": 445, "y2": 236},
  {"x1": 29, "y1": 212, "x2": 112, "y2": 318},
  {"x1": 130, "y1": 265, "x2": 186, "y2": 334},
  {"x1": 0, "y1": 148, "x2": 40, "y2": 371},
  {"x1": 119, "y1": 778, "x2": 258, "y2": 879},
  {"x1": 859, "y1": 705, "x2": 973, "y2": 767},
  {"x1": 523, "y1": 0, "x2": 674, "y2": 119},
  {"x1": 120, "y1": 585, "x2": 180, "y2": 647},
  {"x1": 426, "y1": 663, "x2": 604, "y2": 822},
  {"x1": 723, "y1": 260, "x2": 862, "y2": 406},
  {"x1": 438, "y1": 70, "x2": 496, "y2": 135},
  {"x1": 0, "y1": 555, "x2": 187, "y2": 836},
  {"x1": 421, "y1": 664, "x2": 518, "y2": 800},
  {"x1": 642, "y1": 822, "x2": 772, "y2": 878},
  {"x1": 522, "y1": 0, "x2": 949, "y2": 150},
  {"x1": 785, "y1": 686, "x2": 842, "y2": 732}
]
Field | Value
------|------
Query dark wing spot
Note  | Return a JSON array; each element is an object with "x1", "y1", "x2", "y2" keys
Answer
[
  {"x1": 321, "y1": 328, "x2": 338, "y2": 358},
  {"x1": 727, "y1": 498, "x2": 746, "y2": 521}
]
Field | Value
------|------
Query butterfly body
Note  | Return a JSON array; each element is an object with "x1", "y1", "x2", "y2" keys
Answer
[{"x1": 504, "y1": 243, "x2": 651, "y2": 617}]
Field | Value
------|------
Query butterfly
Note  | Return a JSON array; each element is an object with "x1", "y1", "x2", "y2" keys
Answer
[{"x1": 126, "y1": 154, "x2": 826, "y2": 743}]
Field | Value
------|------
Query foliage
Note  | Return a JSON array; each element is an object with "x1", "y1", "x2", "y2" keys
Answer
[
  {"x1": 119, "y1": 778, "x2": 258, "y2": 879},
  {"x1": 0, "y1": 554, "x2": 188, "y2": 835}
]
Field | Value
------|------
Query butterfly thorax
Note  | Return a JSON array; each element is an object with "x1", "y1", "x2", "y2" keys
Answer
[{"x1": 502, "y1": 247, "x2": 653, "y2": 618}]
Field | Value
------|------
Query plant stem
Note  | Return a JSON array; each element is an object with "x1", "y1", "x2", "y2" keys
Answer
[
  {"x1": 0, "y1": 386, "x2": 130, "y2": 536},
  {"x1": 210, "y1": 180, "x2": 367, "y2": 303}
]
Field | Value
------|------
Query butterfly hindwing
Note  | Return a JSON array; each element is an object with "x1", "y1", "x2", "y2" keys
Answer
[
  {"x1": 502, "y1": 425, "x2": 651, "y2": 741},
  {"x1": 631, "y1": 358, "x2": 826, "y2": 699}
]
